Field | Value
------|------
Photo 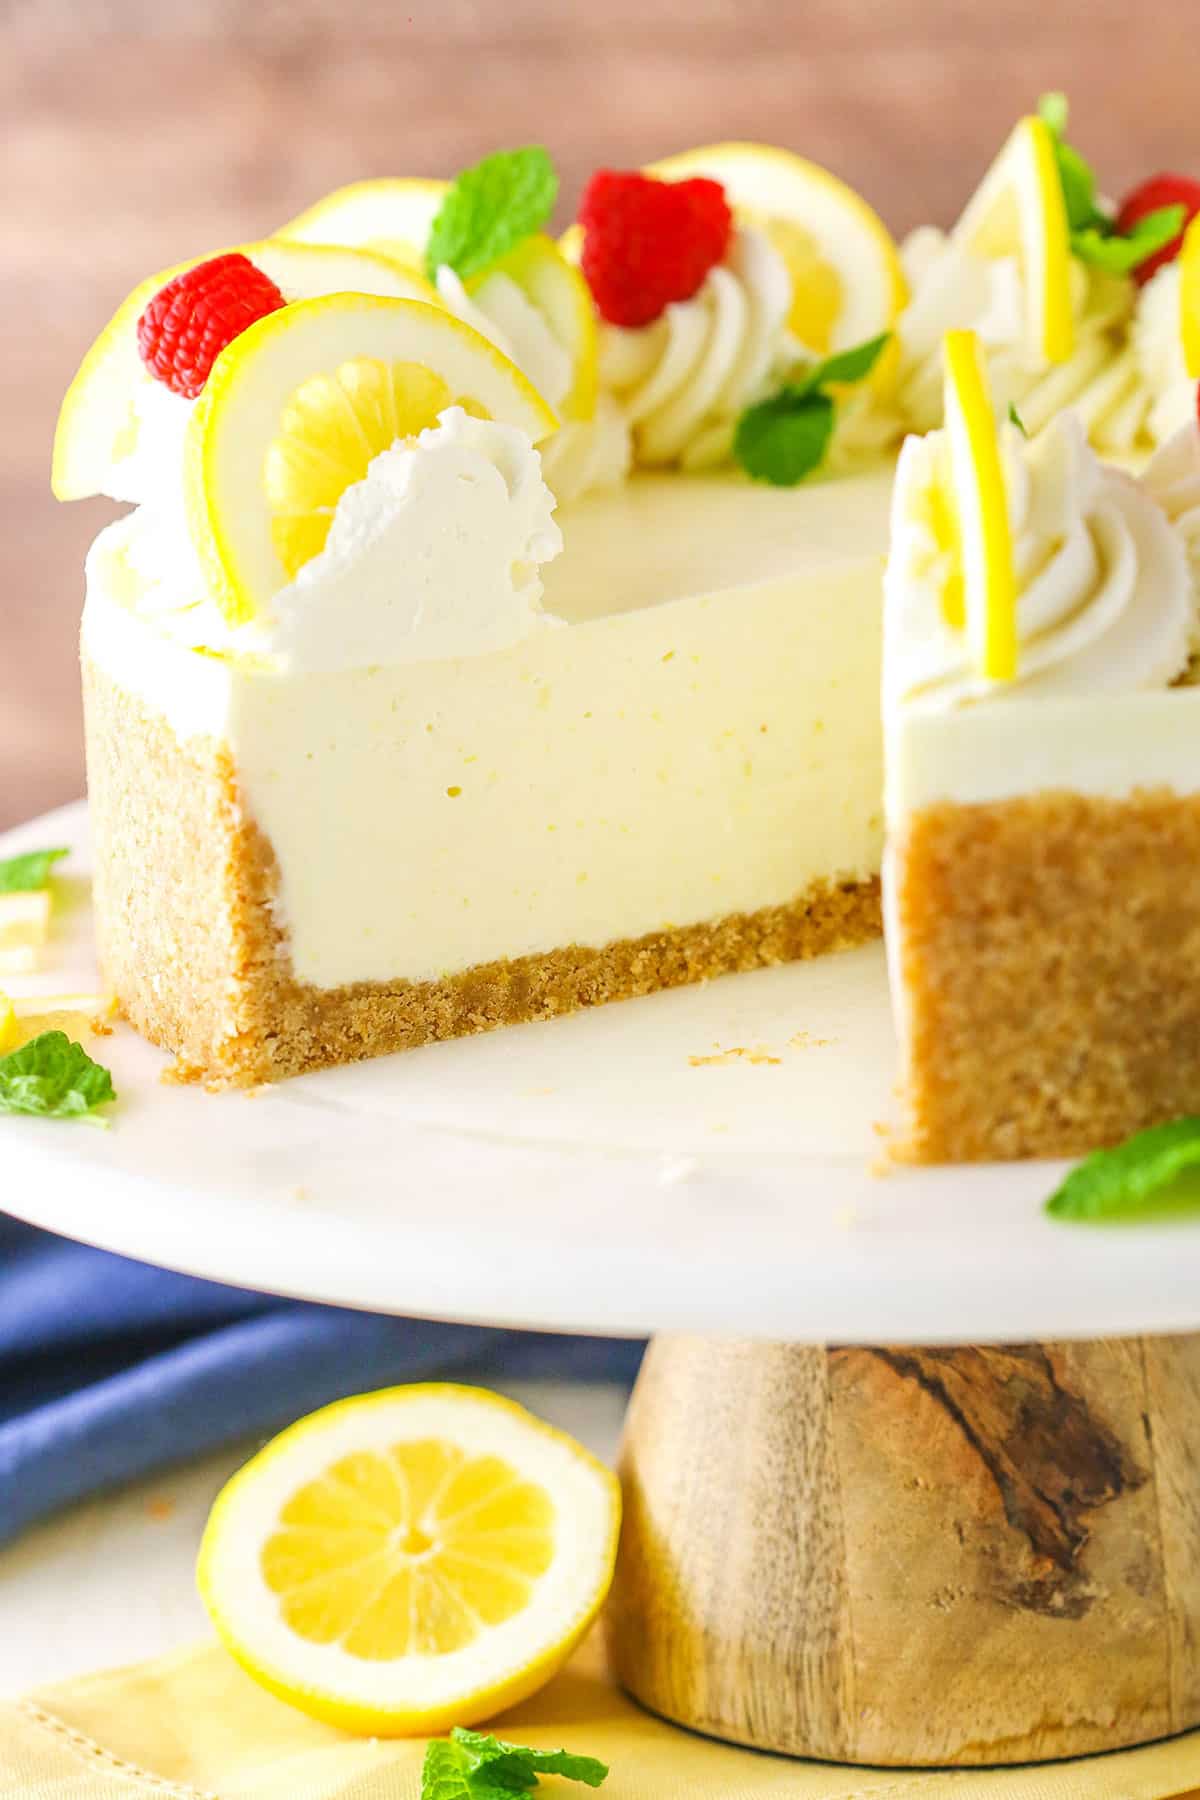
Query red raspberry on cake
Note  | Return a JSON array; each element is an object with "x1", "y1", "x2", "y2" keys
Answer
[
  {"x1": 1115, "y1": 174, "x2": 1200, "y2": 285},
  {"x1": 577, "y1": 170, "x2": 733, "y2": 328},
  {"x1": 137, "y1": 253, "x2": 287, "y2": 398}
]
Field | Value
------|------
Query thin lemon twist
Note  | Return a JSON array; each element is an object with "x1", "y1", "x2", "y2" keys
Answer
[{"x1": 943, "y1": 329, "x2": 1018, "y2": 682}]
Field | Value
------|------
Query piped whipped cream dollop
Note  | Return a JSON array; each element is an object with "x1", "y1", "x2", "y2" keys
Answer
[
  {"x1": 117, "y1": 408, "x2": 564, "y2": 672},
  {"x1": 885, "y1": 410, "x2": 1194, "y2": 713},
  {"x1": 1144, "y1": 420, "x2": 1200, "y2": 648},
  {"x1": 894, "y1": 228, "x2": 1153, "y2": 454},
  {"x1": 436, "y1": 265, "x2": 631, "y2": 504},
  {"x1": 597, "y1": 226, "x2": 798, "y2": 469},
  {"x1": 1133, "y1": 262, "x2": 1198, "y2": 448}
]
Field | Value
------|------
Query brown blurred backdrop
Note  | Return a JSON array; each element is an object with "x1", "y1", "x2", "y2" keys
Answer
[{"x1": 1, "y1": 0, "x2": 1193, "y2": 830}]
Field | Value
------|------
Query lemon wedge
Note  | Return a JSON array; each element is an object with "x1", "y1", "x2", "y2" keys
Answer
[
  {"x1": 642, "y1": 142, "x2": 908, "y2": 360},
  {"x1": 5, "y1": 992, "x2": 115, "y2": 1051},
  {"x1": 279, "y1": 181, "x2": 598, "y2": 424},
  {"x1": 943, "y1": 329, "x2": 1017, "y2": 680},
  {"x1": 1179, "y1": 216, "x2": 1200, "y2": 378},
  {"x1": 197, "y1": 1383, "x2": 621, "y2": 1736},
  {"x1": 52, "y1": 241, "x2": 438, "y2": 504},
  {"x1": 0, "y1": 992, "x2": 15, "y2": 1053},
  {"x1": 186, "y1": 292, "x2": 557, "y2": 624},
  {"x1": 0, "y1": 890, "x2": 53, "y2": 975},
  {"x1": 952, "y1": 115, "x2": 1073, "y2": 367}
]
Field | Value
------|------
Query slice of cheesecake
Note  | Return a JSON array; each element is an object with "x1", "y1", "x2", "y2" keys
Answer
[
  {"x1": 83, "y1": 454, "x2": 891, "y2": 1084},
  {"x1": 883, "y1": 338, "x2": 1200, "y2": 1161}
]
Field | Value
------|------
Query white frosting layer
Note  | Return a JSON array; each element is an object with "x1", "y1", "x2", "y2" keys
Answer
[
  {"x1": 85, "y1": 468, "x2": 893, "y2": 989},
  {"x1": 895, "y1": 227, "x2": 1156, "y2": 454},
  {"x1": 885, "y1": 412, "x2": 1193, "y2": 715},
  {"x1": 598, "y1": 228, "x2": 796, "y2": 469}
]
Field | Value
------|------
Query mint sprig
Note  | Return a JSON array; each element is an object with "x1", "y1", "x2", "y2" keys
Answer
[
  {"x1": 1037, "y1": 93, "x2": 1184, "y2": 274},
  {"x1": 422, "y1": 1728, "x2": 607, "y2": 1800},
  {"x1": 733, "y1": 331, "x2": 890, "y2": 486},
  {"x1": 1047, "y1": 1117, "x2": 1200, "y2": 1222},
  {"x1": 0, "y1": 848, "x2": 67, "y2": 894},
  {"x1": 1007, "y1": 401, "x2": 1029, "y2": 437},
  {"x1": 0, "y1": 1030, "x2": 116, "y2": 1123},
  {"x1": 426, "y1": 148, "x2": 557, "y2": 283}
]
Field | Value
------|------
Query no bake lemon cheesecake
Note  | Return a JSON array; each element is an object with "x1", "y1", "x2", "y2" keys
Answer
[{"x1": 54, "y1": 110, "x2": 1200, "y2": 1093}]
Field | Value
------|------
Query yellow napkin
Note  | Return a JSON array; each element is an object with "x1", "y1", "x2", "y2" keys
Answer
[{"x1": 2, "y1": 1633, "x2": 1200, "y2": 1800}]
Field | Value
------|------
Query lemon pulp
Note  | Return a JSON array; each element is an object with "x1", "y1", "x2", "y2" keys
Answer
[{"x1": 261, "y1": 1440, "x2": 556, "y2": 1661}]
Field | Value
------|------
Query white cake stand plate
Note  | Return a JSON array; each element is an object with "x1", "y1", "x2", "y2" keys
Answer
[{"x1": 3, "y1": 800, "x2": 1199, "y2": 1344}]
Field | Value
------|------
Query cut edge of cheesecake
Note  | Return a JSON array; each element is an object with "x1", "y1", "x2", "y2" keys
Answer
[{"x1": 84, "y1": 651, "x2": 882, "y2": 1087}]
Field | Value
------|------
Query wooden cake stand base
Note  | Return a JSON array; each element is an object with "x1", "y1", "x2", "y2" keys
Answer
[{"x1": 606, "y1": 1333, "x2": 1200, "y2": 1766}]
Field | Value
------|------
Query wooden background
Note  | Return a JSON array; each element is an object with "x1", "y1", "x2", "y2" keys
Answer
[{"x1": 2, "y1": 0, "x2": 1196, "y2": 830}]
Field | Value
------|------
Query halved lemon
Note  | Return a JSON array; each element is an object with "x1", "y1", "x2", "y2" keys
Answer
[
  {"x1": 943, "y1": 329, "x2": 1017, "y2": 680},
  {"x1": 951, "y1": 115, "x2": 1074, "y2": 367},
  {"x1": 644, "y1": 142, "x2": 908, "y2": 359},
  {"x1": 279, "y1": 181, "x2": 598, "y2": 423},
  {"x1": 52, "y1": 241, "x2": 438, "y2": 504},
  {"x1": 197, "y1": 1384, "x2": 621, "y2": 1736},
  {"x1": 1179, "y1": 216, "x2": 1200, "y2": 378},
  {"x1": 185, "y1": 292, "x2": 557, "y2": 624}
]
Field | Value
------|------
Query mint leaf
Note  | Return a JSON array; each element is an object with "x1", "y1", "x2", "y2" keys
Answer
[
  {"x1": 0, "y1": 1031, "x2": 116, "y2": 1123},
  {"x1": 793, "y1": 331, "x2": 891, "y2": 396},
  {"x1": 0, "y1": 848, "x2": 68, "y2": 894},
  {"x1": 1008, "y1": 401, "x2": 1029, "y2": 437},
  {"x1": 421, "y1": 1730, "x2": 608, "y2": 1800},
  {"x1": 451, "y1": 1728, "x2": 607, "y2": 1789},
  {"x1": 426, "y1": 147, "x2": 557, "y2": 282},
  {"x1": 1037, "y1": 91, "x2": 1069, "y2": 140},
  {"x1": 734, "y1": 388, "x2": 834, "y2": 485},
  {"x1": 1071, "y1": 205, "x2": 1186, "y2": 274},
  {"x1": 1047, "y1": 1118, "x2": 1200, "y2": 1221},
  {"x1": 1037, "y1": 92, "x2": 1105, "y2": 232}
]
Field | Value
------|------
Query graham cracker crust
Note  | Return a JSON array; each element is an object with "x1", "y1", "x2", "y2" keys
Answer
[
  {"x1": 892, "y1": 789, "x2": 1200, "y2": 1162},
  {"x1": 83, "y1": 651, "x2": 881, "y2": 1088}
]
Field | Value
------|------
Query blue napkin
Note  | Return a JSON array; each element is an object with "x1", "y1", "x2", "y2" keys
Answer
[{"x1": 0, "y1": 1213, "x2": 643, "y2": 1545}]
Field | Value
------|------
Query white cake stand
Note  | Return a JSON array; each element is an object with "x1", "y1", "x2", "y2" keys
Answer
[{"x1": 6, "y1": 799, "x2": 1200, "y2": 1767}]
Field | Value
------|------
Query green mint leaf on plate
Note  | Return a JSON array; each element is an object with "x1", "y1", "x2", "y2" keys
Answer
[
  {"x1": 0, "y1": 1030, "x2": 116, "y2": 1123},
  {"x1": 1007, "y1": 401, "x2": 1029, "y2": 437},
  {"x1": 792, "y1": 330, "x2": 891, "y2": 396},
  {"x1": 426, "y1": 147, "x2": 558, "y2": 283},
  {"x1": 0, "y1": 848, "x2": 68, "y2": 894},
  {"x1": 734, "y1": 388, "x2": 834, "y2": 485},
  {"x1": 421, "y1": 1729, "x2": 608, "y2": 1800},
  {"x1": 1071, "y1": 204, "x2": 1186, "y2": 274},
  {"x1": 1047, "y1": 1117, "x2": 1200, "y2": 1222}
]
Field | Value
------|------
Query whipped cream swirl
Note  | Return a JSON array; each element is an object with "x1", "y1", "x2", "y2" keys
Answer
[
  {"x1": 116, "y1": 408, "x2": 564, "y2": 671},
  {"x1": 597, "y1": 226, "x2": 797, "y2": 469},
  {"x1": 894, "y1": 228, "x2": 1153, "y2": 455},
  {"x1": 1144, "y1": 420, "x2": 1200, "y2": 650},
  {"x1": 1133, "y1": 262, "x2": 1198, "y2": 449},
  {"x1": 885, "y1": 411, "x2": 1194, "y2": 712},
  {"x1": 436, "y1": 265, "x2": 631, "y2": 504}
]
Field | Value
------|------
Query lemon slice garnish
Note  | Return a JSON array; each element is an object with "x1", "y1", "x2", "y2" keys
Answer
[
  {"x1": 642, "y1": 142, "x2": 908, "y2": 362},
  {"x1": 0, "y1": 992, "x2": 15, "y2": 1053},
  {"x1": 197, "y1": 1383, "x2": 620, "y2": 1736},
  {"x1": 279, "y1": 181, "x2": 598, "y2": 423},
  {"x1": 185, "y1": 293, "x2": 557, "y2": 624},
  {"x1": 1179, "y1": 215, "x2": 1200, "y2": 378},
  {"x1": 52, "y1": 241, "x2": 438, "y2": 504},
  {"x1": 952, "y1": 114, "x2": 1074, "y2": 367},
  {"x1": 943, "y1": 329, "x2": 1018, "y2": 681}
]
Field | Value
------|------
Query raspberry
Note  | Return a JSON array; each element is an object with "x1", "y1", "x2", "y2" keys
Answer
[
  {"x1": 1115, "y1": 174, "x2": 1200, "y2": 285},
  {"x1": 577, "y1": 170, "x2": 733, "y2": 328},
  {"x1": 137, "y1": 253, "x2": 286, "y2": 397}
]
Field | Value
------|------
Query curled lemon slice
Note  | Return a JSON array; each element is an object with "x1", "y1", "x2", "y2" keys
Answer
[
  {"x1": 185, "y1": 293, "x2": 557, "y2": 624},
  {"x1": 279, "y1": 179, "x2": 598, "y2": 425},
  {"x1": 52, "y1": 240, "x2": 437, "y2": 504},
  {"x1": 952, "y1": 114, "x2": 1074, "y2": 367},
  {"x1": 197, "y1": 1383, "x2": 620, "y2": 1736},
  {"x1": 1179, "y1": 215, "x2": 1200, "y2": 378},
  {"x1": 943, "y1": 329, "x2": 1018, "y2": 681}
]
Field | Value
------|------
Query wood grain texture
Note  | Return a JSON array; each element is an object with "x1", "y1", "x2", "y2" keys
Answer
[
  {"x1": 608, "y1": 1333, "x2": 1200, "y2": 1765},
  {"x1": 4, "y1": 0, "x2": 1200, "y2": 826}
]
